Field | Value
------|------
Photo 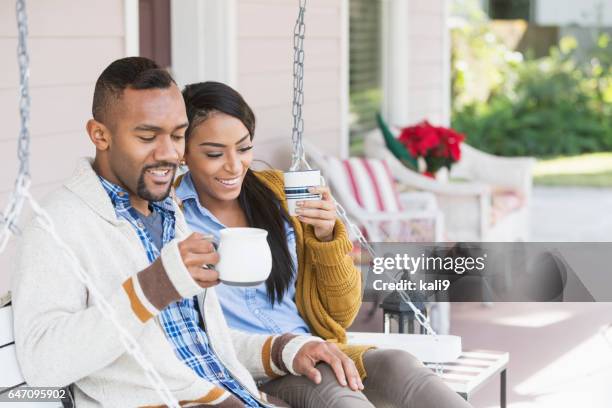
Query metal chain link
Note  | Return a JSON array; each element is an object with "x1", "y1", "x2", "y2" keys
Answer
[
  {"x1": 286, "y1": 0, "x2": 443, "y2": 373},
  {"x1": 290, "y1": 0, "x2": 309, "y2": 171},
  {"x1": 334, "y1": 201, "x2": 438, "y2": 335},
  {"x1": 0, "y1": 0, "x2": 31, "y2": 251},
  {"x1": 0, "y1": 1, "x2": 181, "y2": 406},
  {"x1": 16, "y1": 0, "x2": 30, "y2": 180},
  {"x1": 334, "y1": 196, "x2": 444, "y2": 374}
]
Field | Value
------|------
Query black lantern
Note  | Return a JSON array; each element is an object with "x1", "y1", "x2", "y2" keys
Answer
[{"x1": 380, "y1": 272, "x2": 429, "y2": 334}]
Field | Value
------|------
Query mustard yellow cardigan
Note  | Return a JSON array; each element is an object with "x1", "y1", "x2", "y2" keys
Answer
[{"x1": 254, "y1": 170, "x2": 374, "y2": 378}]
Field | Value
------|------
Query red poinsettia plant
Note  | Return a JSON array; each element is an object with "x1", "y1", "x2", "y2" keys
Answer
[{"x1": 398, "y1": 121, "x2": 465, "y2": 177}]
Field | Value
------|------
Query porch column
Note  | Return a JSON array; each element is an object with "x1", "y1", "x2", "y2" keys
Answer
[
  {"x1": 170, "y1": 0, "x2": 237, "y2": 88},
  {"x1": 381, "y1": 0, "x2": 410, "y2": 126}
]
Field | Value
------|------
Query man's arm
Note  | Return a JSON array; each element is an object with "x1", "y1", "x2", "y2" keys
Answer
[
  {"x1": 229, "y1": 329, "x2": 363, "y2": 391},
  {"x1": 11, "y1": 224, "x2": 208, "y2": 387},
  {"x1": 229, "y1": 329, "x2": 320, "y2": 380}
]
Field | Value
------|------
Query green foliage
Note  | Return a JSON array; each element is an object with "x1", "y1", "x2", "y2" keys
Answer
[
  {"x1": 350, "y1": 88, "x2": 382, "y2": 139},
  {"x1": 452, "y1": 25, "x2": 612, "y2": 157},
  {"x1": 451, "y1": 1, "x2": 521, "y2": 110},
  {"x1": 376, "y1": 113, "x2": 418, "y2": 170}
]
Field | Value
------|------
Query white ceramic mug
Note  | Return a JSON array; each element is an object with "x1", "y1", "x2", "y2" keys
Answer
[
  {"x1": 283, "y1": 169, "x2": 322, "y2": 216},
  {"x1": 216, "y1": 227, "x2": 272, "y2": 286}
]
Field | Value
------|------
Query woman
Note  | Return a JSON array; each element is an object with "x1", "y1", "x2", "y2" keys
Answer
[{"x1": 175, "y1": 81, "x2": 471, "y2": 408}]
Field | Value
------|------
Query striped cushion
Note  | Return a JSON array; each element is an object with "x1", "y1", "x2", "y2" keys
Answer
[
  {"x1": 337, "y1": 157, "x2": 403, "y2": 212},
  {"x1": 326, "y1": 156, "x2": 436, "y2": 244}
]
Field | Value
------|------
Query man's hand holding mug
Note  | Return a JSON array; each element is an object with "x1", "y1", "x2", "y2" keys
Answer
[{"x1": 178, "y1": 232, "x2": 220, "y2": 288}]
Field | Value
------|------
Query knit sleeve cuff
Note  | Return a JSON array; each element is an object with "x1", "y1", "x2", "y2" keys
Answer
[
  {"x1": 160, "y1": 239, "x2": 203, "y2": 298},
  {"x1": 303, "y1": 220, "x2": 353, "y2": 266},
  {"x1": 120, "y1": 239, "x2": 202, "y2": 323},
  {"x1": 281, "y1": 335, "x2": 325, "y2": 376}
]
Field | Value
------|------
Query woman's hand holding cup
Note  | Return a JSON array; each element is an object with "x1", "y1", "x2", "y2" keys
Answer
[
  {"x1": 295, "y1": 185, "x2": 337, "y2": 242},
  {"x1": 178, "y1": 232, "x2": 220, "y2": 288}
]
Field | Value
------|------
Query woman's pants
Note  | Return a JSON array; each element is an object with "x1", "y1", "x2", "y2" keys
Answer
[{"x1": 259, "y1": 348, "x2": 472, "y2": 408}]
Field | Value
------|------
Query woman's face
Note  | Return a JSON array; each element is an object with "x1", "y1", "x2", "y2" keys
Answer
[{"x1": 184, "y1": 112, "x2": 253, "y2": 206}]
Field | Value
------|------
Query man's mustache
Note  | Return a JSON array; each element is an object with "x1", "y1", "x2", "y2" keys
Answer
[{"x1": 142, "y1": 162, "x2": 178, "y2": 172}]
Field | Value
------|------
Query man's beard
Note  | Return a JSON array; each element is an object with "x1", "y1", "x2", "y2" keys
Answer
[{"x1": 136, "y1": 162, "x2": 177, "y2": 202}]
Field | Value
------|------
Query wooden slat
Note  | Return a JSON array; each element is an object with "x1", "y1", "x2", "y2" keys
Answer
[
  {"x1": 239, "y1": 68, "x2": 340, "y2": 110},
  {"x1": 238, "y1": 38, "x2": 339, "y2": 75},
  {"x1": 0, "y1": 344, "x2": 25, "y2": 390},
  {"x1": 426, "y1": 350, "x2": 509, "y2": 395},
  {"x1": 0, "y1": 306, "x2": 13, "y2": 347},
  {"x1": 0, "y1": 132, "x2": 92, "y2": 193},
  {"x1": 0, "y1": 0, "x2": 124, "y2": 38},
  {"x1": 238, "y1": 3, "x2": 340, "y2": 39},
  {"x1": 0, "y1": 84, "x2": 93, "y2": 143},
  {"x1": 0, "y1": 38, "x2": 122, "y2": 90}
]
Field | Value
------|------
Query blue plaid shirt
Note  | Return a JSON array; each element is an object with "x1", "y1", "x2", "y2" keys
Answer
[{"x1": 99, "y1": 177, "x2": 262, "y2": 407}]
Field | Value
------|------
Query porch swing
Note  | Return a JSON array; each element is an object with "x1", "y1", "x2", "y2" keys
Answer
[{"x1": 1, "y1": 0, "x2": 466, "y2": 407}]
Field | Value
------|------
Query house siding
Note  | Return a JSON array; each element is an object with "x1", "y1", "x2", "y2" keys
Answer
[
  {"x1": 0, "y1": 0, "x2": 127, "y2": 294},
  {"x1": 236, "y1": 0, "x2": 348, "y2": 169}
]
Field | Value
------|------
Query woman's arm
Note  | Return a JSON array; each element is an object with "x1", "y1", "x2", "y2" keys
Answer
[{"x1": 302, "y1": 220, "x2": 362, "y2": 328}]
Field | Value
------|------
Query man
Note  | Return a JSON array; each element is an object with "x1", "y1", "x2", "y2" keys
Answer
[{"x1": 12, "y1": 57, "x2": 361, "y2": 407}]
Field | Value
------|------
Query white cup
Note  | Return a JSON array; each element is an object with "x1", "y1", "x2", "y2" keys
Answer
[
  {"x1": 216, "y1": 227, "x2": 272, "y2": 286},
  {"x1": 283, "y1": 170, "x2": 322, "y2": 216}
]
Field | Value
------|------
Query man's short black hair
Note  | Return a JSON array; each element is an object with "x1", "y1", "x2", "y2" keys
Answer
[{"x1": 92, "y1": 57, "x2": 176, "y2": 125}]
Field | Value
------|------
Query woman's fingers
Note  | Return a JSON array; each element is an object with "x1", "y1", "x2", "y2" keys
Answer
[
  {"x1": 295, "y1": 207, "x2": 335, "y2": 220},
  {"x1": 297, "y1": 215, "x2": 335, "y2": 229},
  {"x1": 296, "y1": 199, "x2": 336, "y2": 218},
  {"x1": 298, "y1": 199, "x2": 335, "y2": 211},
  {"x1": 295, "y1": 188, "x2": 337, "y2": 241},
  {"x1": 308, "y1": 186, "x2": 333, "y2": 201}
]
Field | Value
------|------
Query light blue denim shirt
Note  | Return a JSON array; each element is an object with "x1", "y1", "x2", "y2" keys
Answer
[{"x1": 176, "y1": 172, "x2": 310, "y2": 335}]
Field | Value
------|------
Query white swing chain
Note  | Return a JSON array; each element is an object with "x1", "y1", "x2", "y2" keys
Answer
[
  {"x1": 289, "y1": 0, "x2": 443, "y2": 374},
  {"x1": 0, "y1": 1, "x2": 181, "y2": 406},
  {"x1": 0, "y1": 0, "x2": 31, "y2": 253},
  {"x1": 289, "y1": 0, "x2": 309, "y2": 171},
  {"x1": 334, "y1": 201, "x2": 444, "y2": 374}
]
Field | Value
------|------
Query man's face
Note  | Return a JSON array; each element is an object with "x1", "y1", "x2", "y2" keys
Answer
[{"x1": 102, "y1": 85, "x2": 187, "y2": 202}]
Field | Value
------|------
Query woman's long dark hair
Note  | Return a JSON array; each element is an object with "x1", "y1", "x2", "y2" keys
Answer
[{"x1": 182, "y1": 81, "x2": 295, "y2": 304}]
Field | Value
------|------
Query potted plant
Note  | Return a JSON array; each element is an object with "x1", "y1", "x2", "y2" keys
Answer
[{"x1": 398, "y1": 121, "x2": 465, "y2": 178}]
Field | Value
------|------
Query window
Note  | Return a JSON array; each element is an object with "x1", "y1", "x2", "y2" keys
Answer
[
  {"x1": 488, "y1": 0, "x2": 533, "y2": 21},
  {"x1": 349, "y1": 0, "x2": 382, "y2": 143}
]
